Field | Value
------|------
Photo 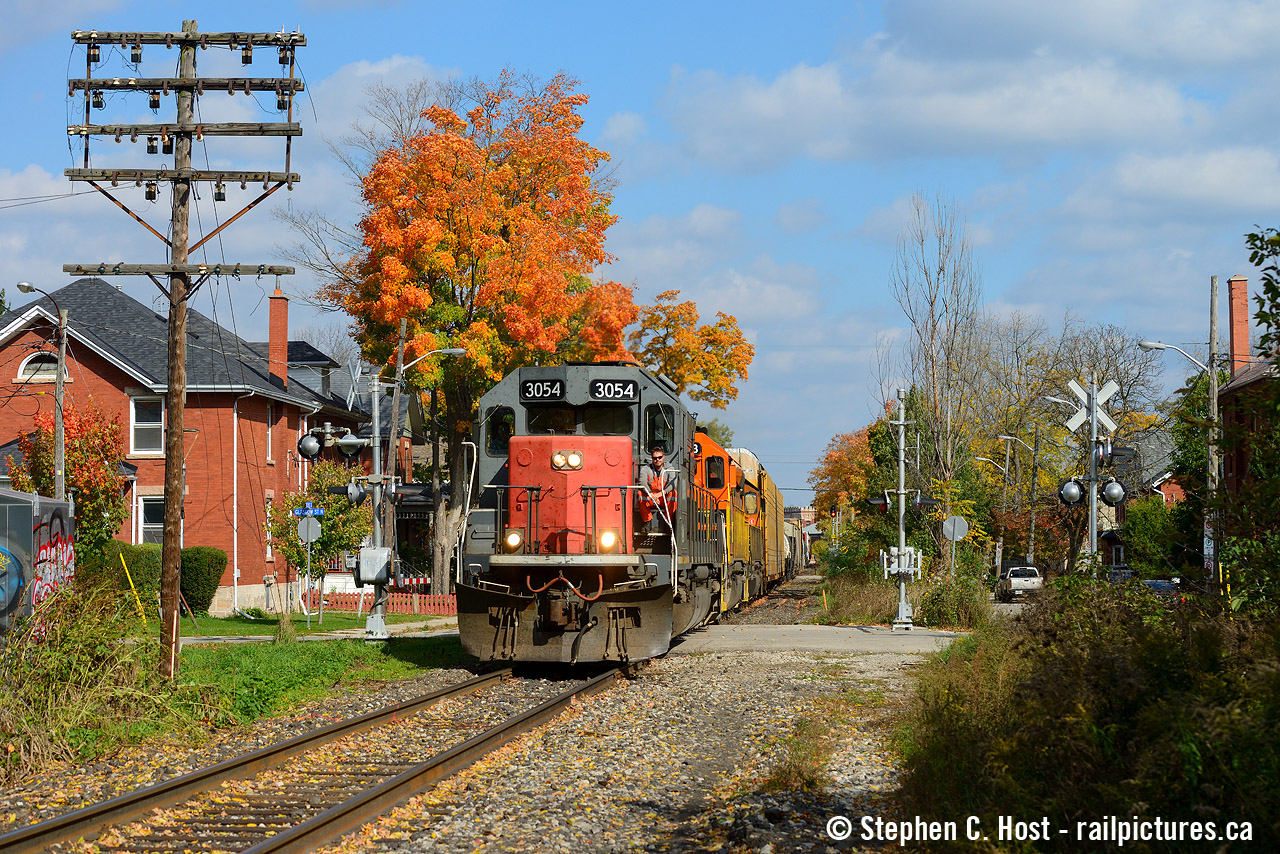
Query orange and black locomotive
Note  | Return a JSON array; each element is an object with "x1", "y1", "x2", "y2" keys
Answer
[{"x1": 456, "y1": 362, "x2": 791, "y2": 663}]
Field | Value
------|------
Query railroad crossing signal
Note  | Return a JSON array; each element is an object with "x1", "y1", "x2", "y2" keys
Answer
[{"x1": 1065, "y1": 378, "x2": 1118, "y2": 433}]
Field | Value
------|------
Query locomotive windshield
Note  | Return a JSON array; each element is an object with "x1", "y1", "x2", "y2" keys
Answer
[
  {"x1": 527, "y1": 404, "x2": 634, "y2": 436},
  {"x1": 645, "y1": 404, "x2": 675, "y2": 454},
  {"x1": 486, "y1": 406, "x2": 515, "y2": 454}
]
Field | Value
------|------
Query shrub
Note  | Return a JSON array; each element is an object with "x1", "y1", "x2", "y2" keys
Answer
[
  {"x1": 0, "y1": 585, "x2": 207, "y2": 782},
  {"x1": 109, "y1": 542, "x2": 162, "y2": 610},
  {"x1": 180, "y1": 546, "x2": 227, "y2": 614},
  {"x1": 914, "y1": 572, "x2": 990, "y2": 629},
  {"x1": 900, "y1": 579, "x2": 1280, "y2": 850}
]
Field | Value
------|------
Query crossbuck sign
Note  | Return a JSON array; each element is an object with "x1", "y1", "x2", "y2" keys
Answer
[{"x1": 1065, "y1": 378, "x2": 1119, "y2": 433}]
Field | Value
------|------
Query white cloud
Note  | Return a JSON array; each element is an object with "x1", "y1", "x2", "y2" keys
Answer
[
  {"x1": 663, "y1": 31, "x2": 1228, "y2": 173},
  {"x1": 600, "y1": 111, "x2": 647, "y2": 146},
  {"x1": 775, "y1": 198, "x2": 826, "y2": 234},
  {"x1": 882, "y1": 0, "x2": 1280, "y2": 68}
]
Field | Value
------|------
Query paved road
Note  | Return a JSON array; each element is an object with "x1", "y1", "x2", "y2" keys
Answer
[{"x1": 669, "y1": 622, "x2": 960, "y2": 655}]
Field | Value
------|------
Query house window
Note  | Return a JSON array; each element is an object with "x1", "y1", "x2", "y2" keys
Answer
[
  {"x1": 140, "y1": 496, "x2": 165, "y2": 544},
  {"x1": 131, "y1": 398, "x2": 164, "y2": 454},
  {"x1": 18, "y1": 353, "x2": 61, "y2": 382},
  {"x1": 265, "y1": 497, "x2": 274, "y2": 560},
  {"x1": 266, "y1": 403, "x2": 274, "y2": 460}
]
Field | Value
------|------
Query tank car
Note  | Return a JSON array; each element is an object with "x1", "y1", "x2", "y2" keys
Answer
[{"x1": 456, "y1": 361, "x2": 787, "y2": 663}]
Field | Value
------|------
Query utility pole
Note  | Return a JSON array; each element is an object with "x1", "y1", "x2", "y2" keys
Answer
[
  {"x1": 1207, "y1": 275, "x2": 1220, "y2": 594},
  {"x1": 1028, "y1": 424, "x2": 1040, "y2": 566},
  {"x1": 54, "y1": 306, "x2": 67, "y2": 502},
  {"x1": 64, "y1": 22, "x2": 304, "y2": 678}
]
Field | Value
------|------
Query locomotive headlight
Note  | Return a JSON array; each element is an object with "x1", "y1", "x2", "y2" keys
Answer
[
  {"x1": 552, "y1": 452, "x2": 568, "y2": 469},
  {"x1": 567, "y1": 452, "x2": 583, "y2": 469},
  {"x1": 503, "y1": 530, "x2": 524, "y2": 553},
  {"x1": 599, "y1": 529, "x2": 619, "y2": 552}
]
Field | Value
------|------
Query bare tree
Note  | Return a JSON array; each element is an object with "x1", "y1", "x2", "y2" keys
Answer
[
  {"x1": 296, "y1": 321, "x2": 359, "y2": 367},
  {"x1": 885, "y1": 192, "x2": 985, "y2": 569}
]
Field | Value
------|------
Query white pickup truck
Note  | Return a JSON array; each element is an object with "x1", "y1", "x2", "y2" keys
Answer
[{"x1": 997, "y1": 566, "x2": 1044, "y2": 602}]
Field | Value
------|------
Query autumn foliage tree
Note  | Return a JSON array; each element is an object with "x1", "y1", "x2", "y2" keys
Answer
[
  {"x1": 313, "y1": 72, "x2": 637, "y2": 592},
  {"x1": 6, "y1": 402, "x2": 128, "y2": 570},
  {"x1": 629, "y1": 290, "x2": 753, "y2": 409},
  {"x1": 265, "y1": 460, "x2": 373, "y2": 617}
]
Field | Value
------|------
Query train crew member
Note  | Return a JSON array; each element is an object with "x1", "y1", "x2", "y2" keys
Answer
[{"x1": 638, "y1": 444, "x2": 678, "y2": 532}]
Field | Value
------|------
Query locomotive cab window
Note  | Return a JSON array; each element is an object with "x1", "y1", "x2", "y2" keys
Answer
[
  {"x1": 743, "y1": 493, "x2": 759, "y2": 515},
  {"x1": 706, "y1": 456, "x2": 725, "y2": 490},
  {"x1": 486, "y1": 407, "x2": 515, "y2": 455},
  {"x1": 645, "y1": 404, "x2": 675, "y2": 454},
  {"x1": 583, "y1": 405, "x2": 633, "y2": 435},
  {"x1": 527, "y1": 405, "x2": 577, "y2": 435}
]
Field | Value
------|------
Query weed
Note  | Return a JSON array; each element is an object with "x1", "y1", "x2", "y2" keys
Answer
[
  {"x1": 899, "y1": 580, "x2": 1280, "y2": 849},
  {"x1": 812, "y1": 574, "x2": 908, "y2": 625}
]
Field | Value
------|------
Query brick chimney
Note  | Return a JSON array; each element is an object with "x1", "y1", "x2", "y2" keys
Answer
[
  {"x1": 269, "y1": 286, "x2": 288, "y2": 388},
  {"x1": 1228, "y1": 274, "x2": 1250, "y2": 376}
]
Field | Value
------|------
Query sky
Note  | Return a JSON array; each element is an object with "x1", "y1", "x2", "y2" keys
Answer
[{"x1": 2, "y1": 0, "x2": 1276, "y2": 504}]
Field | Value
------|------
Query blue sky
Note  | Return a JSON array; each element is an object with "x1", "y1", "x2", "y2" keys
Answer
[{"x1": 3, "y1": 0, "x2": 1277, "y2": 503}]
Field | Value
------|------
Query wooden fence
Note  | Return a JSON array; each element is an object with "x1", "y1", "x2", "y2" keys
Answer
[{"x1": 310, "y1": 590, "x2": 457, "y2": 616}]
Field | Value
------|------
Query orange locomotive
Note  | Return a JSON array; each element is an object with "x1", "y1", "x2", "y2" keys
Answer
[{"x1": 456, "y1": 362, "x2": 790, "y2": 663}]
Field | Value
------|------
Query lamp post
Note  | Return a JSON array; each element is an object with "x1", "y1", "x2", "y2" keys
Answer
[
  {"x1": 383, "y1": 340, "x2": 465, "y2": 584},
  {"x1": 975, "y1": 455, "x2": 1009, "y2": 576},
  {"x1": 1139, "y1": 338, "x2": 1217, "y2": 590},
  {"x1": 998, "y1": 427, "x2": 1042, "y2": 565},
  {"x1": 17, "y1": 283, "x2": 67, "y2": 502}
]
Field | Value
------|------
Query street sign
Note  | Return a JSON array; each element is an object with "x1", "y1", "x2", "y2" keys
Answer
[
  {"x1": 941, "y1": 515, "x2": 969, "y2": 542},
  {"x1": 297, "y1": 516, "x2": 321, "y2": 543},
  {"x1": 292, "y1": 504, "x2": 325, "y2": 517},
  {"x1": 1065, "y1": 378, "x2": 1118, "y2": 433}
]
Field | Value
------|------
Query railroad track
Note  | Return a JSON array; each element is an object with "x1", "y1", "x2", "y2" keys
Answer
[{"x1": 0, "y1": 666, "x2": 628, "y2": 854}]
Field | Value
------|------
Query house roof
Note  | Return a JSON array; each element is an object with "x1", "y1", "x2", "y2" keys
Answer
[
  {"x1": 1220, "y1": 356, "x2": 1277, "y2": 396},
  {"x1": 246, "y1": 340, "x2": 340, "y2": 368},
  {"x1": 0, "y1": 278, "x2": 361, "y2": 418}
]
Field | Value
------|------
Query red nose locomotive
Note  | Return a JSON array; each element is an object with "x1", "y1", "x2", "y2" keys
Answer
[{"x1": 456, "y1": 362, "x2": 790, "y2": 663}]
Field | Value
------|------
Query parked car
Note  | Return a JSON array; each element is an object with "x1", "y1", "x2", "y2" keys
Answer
[
  {"x1": 997, "y1": 566, "x2": 1044, "y2": 602},
  {"x1": 1141, "y1": 579, "x2": 1186, "y2": 605},
  {"x1": 1107, "y1": 567, "x2": 1138, "y2": 584}
]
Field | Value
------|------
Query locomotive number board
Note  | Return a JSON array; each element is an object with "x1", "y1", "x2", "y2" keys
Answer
[
  {"x1": 589, "y1": 379, "x2": 639, "y2": 401},
  {"x1": 520, "y1": 379, "x2": 565, "y2": 401}
]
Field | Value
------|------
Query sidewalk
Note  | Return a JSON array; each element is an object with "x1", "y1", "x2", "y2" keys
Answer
[{"x1": 178, "y1": 615, "x2": 459, "y2": 647}]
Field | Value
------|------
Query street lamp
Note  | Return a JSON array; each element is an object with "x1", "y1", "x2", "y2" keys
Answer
[
  {"x1": 17, "y1": 282, "x2": 67, "y2": 502},
  {"x1": 1138, "y1": 340, "x2": 1207, "y2": 372},
  {"x1": 1139, "y1": 338, "x2": 1218, "y2": 590},
  {"x1": 999, "y1": 429, "x2": 1042, "y2": 565}
]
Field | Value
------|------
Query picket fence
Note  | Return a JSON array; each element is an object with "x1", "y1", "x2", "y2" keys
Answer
[{"x1": 309, "y1": 590, "x2": 457, "y2": 616}]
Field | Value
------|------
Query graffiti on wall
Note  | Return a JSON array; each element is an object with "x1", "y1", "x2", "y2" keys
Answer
[
  {"x1": 0, "y1": 497, "x2": 75, "y2": 637},
  {"x1": 31, "y1": 505, "x2": 75, "y2": 608}
]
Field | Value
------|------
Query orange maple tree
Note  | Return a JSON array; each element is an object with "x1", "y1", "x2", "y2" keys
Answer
[
  {"x1": 628, "y1": 290, "x2": 754, "y2": 409},
  {"x1": 324, "y1": 72, "x2": 637, "y2": 587},
  {"x1": 808, "y1": 427, "x2": 876, "y2": 515}
]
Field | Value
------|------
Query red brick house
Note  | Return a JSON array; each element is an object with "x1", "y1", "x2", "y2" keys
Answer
[
  {"x1": 0, "y1": 277, "x2": 366, "y2": 615},
  {"x1": 1219, "y1": 274, "x2": 1276, "y2": 495}
]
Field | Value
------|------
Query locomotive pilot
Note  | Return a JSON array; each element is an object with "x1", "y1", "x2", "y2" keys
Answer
[{"x1": 638, "y1": 444, "x2": 678, "y2": 533}]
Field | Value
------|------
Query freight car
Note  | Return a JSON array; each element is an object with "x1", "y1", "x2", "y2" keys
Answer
[{"x1": 456, "y1": 361, "x2": 788, "y2": 663}]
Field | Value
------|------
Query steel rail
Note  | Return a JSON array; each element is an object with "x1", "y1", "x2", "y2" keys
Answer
[
  {"x1": 241, "y1": 666, "x2": 626, "y2": 854},
  {"x1": 0, "y1": 669, "x2": 511, "y2": 853}
]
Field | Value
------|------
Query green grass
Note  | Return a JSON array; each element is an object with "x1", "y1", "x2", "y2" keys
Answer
[
  {"x1": 135, "y1": 610, "x2": 445, "y2": 638},
  {"x1": 1, "y1": 584, "x2": 473, "y2": 783},
  {"x1": 178, "y1": 635, "x2": 470, "y2": 722}
]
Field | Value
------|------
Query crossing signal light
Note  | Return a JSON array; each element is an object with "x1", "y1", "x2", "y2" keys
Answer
[
  {"x1": 1058, "y1": 478, "x2": 1085, "y2": 506},
  {"x1": 297, "y1": 432, "x2": 323, "y2": 461},
  {"x1": 1100, "y1": 479, "x2": 1128, "y2": 507}
]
